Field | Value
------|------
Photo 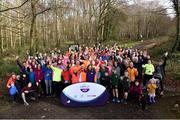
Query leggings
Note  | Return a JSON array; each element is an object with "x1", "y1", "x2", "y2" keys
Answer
[
  {"x1": 160, "y1": 80, "x2": 164, "y2": 92},
  {"x1": 143, "y1": 74, "x2": 153, "y2": 87},
  {"x1": 53, "y1": 81, "x2": 60, "y2": 96}
]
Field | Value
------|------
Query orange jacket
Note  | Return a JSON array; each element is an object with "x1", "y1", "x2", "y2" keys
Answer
[
  {"x1": 147, "y1": 83, "x2": 157, "y2": 94},
  {"x1": 69, "y1": 65, "x2": 81, "y2": 75},
  {"x1": 83, "y1": 60, "x2": 90, "y2": 68},
  {"x1": 127, "y1": 67, "x2": 138, "y2": 82},
  {"x1": 71, "y1": 73, "x2": 80, "y2": 84}
]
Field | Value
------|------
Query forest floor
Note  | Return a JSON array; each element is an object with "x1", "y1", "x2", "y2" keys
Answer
[
  {"x1": 0, "y1": 92, "x2": 180, "y2": 119},
  {"x1": 0, "y1": 37, "x2": 180, "y2": 119}
]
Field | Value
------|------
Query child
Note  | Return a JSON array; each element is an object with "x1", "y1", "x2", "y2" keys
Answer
[
  {"x1": 121, "y1": 71, "x2": 130, "y2": 104},
  {"x1": 110, "y1": 69, "x2": 120, "y2": 103},
  {"x1": 147, "y1": 78, "x2": 157, "y2": 104},
  {"x1": 130, "y1": 80, "x2": 142, "y2": 104},
  {"x1": 9, "y1": 83, "x2": 18, "y2": 103}
]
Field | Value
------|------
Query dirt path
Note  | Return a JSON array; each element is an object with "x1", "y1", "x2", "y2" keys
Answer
[
  {"x1": 133, "y1": 38, "x2": 169, "y2": 50},
  {"x1": 0, "y1": 93, "x2": 179, "y2": 119},
  {"x1": 1, "y1": 37, "x2": 179, "y2": 119}
]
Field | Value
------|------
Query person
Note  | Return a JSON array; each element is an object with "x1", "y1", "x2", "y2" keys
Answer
[
  {"x1": 6, "y1": 73, "x2": 17, "y2": 89},
  {"x1": 9, "y1": 44, "x2": 168, "y2": 107},
  {"x1": 99, "y1": 63, "x2": 111, "y2": 99},
  {"x1": 154, "y1": 52, "x2": 168, "y2": 96},
  {"x1": 130, "y1": 80, "x2": 142, "y2": 104},
  {"x1": 86, "y1": 65, "x2": 96, "y2": 82},
  {"x1": 71, "y1": 70, "x2": 80, "y2": 84},
  {"x1": 62, "y1": 66, "x2": 71, "y2": 87},
  {"x1": 35, "y1": 64, "x2": 44, "y2": 95},
  {"x1": 133, "y1": 57, "x2": 143, "y2": 82},
  {"x1": 113, "y1": 61, "x2": 121, "y2": 76},
  {"x1": 161, "y1": 51, "x2": 168, "y2": 76},
  {"x1": 127, "y1": 62, "x2": 138, "y2": 94},
  {"x1": 110, "y1": 69, "x2": 121, "y2": 103},
  {"x1": 8, "y1": 83, "x2": 18, "y2": 103},
  {"x1": 121, "y1": 71, "x2": 130, "y2": 104},
  {"x1": 127, "y1": 62, "x2": 138, "y2": 83},
  {"x1": 142, "y1": 60, "x2": 155, "y2": 87},
  {"x1": 35, "y1": 64, "x2": 44, "y2": 85},
  {"x1": 27, "y1": 68, "x2": 35, "y2": 85},
  {"x1": 21, "y1": 82, "x2": 38, "y2": 106},
  {"x1": 16, "y1": 56, "x2": 27, "y2": 75},
  {"x1": 99, "y1": 63, "x2": 109, "y2": 87},
  {"x1": 42, "y1": 63, "x2": 52, "y2": 96},
  {"x1": 153, "y1": 60, "x2": 165, "y2": 95},
  {"x1": 50, "y1": 63, "x2": 63, "y2": 96},
  {"x1": 78, "y1": 65, "x2": 86, "y2": 83},
  {"x1": 147, "y1": 78, "x2": 157, "y2": 104}
]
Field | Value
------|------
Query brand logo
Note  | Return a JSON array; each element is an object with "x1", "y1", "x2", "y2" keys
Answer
[{"x1": 80, "y1": 84, "x2": 90, "y2": 93}]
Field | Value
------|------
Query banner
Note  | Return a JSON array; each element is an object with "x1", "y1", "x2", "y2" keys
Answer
[{"x1": 61, "y1": 82, "x2": 109, "y2": 107}]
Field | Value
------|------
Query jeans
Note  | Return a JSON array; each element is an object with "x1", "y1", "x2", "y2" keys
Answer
[
  {"x1": 45, "y1": 80, "x2": 52, "y2": 95},
  {"x1": 10, "y1": 94, "x2": 17, "y2": 102}
]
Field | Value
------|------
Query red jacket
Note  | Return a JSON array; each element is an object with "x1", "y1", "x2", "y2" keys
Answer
[{"x1": 62, "y1": 70, "x2": 70, "y2": 81}]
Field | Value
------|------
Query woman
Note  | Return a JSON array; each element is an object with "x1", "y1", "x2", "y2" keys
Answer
[
  {"x1": 79, "y1": 65, "x2": 87, "y2": 83},
  {"x1": 86, "y1": 65, "x2": 96, "y2": 82},
  {"x1": 35, "y1": 64, "x2": 44, "y2": 95}
]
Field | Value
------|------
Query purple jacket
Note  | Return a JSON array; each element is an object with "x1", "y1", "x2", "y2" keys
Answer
[
  {"x1": 86, "y1": 69, "x2": 96, "y2": 82},
  {"x1": 35, "y1": 69, "x2": 44, "y2": 82}
]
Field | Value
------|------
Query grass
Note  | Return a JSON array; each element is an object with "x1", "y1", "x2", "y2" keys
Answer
[
  {"x1": 0, "y1": 37, "x2": 179, "y2": 111},
  {"x1": 149, "y1": 38, "x2": 180, "y2": 81}
]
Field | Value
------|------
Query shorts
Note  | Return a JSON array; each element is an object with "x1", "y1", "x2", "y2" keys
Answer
[
  {"x1": 123, "y1": 88, "x2": 129, "y2": 93},
  {"x1": 112, "y1": 85, "x2": 118, "y2": 89}
]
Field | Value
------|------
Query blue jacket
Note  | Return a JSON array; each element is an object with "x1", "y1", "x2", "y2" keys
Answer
[
  {"x1": 29, "y1": 71, "x2": 35, "y2": 83},
  {"x1": 42, "y1": 65, "x2": 52, "y2": 81}
]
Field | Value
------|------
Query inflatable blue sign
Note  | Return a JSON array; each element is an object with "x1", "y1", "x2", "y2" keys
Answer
[{"x1": 61, "y1": 82, "x2": 109, "y2": 107}]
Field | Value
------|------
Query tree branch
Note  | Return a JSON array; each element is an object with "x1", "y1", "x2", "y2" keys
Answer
[
  {"x1": 0, "y1": 0, "x2": 30, "y2": 13},
  {"x1": 35, "y1": 7, "x2": 51, "y2": 16}
]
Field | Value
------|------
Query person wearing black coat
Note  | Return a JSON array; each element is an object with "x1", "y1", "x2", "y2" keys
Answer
[{"x1": 154, "y1": 52, "x2": 168, "y2": 96}]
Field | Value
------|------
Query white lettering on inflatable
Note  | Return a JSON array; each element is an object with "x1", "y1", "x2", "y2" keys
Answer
[{"x1": 62, "y1": 82, "x2": 106, "y2": 102}]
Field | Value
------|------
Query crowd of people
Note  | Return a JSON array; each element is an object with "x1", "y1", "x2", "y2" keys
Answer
[{"x1": 6, "y1": 43, "x2": 168, "y2": 108}]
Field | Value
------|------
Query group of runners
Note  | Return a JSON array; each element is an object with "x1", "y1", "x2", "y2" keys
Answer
[{"x1": 6, "y1": 43, "x2": 168, "y2": 108}]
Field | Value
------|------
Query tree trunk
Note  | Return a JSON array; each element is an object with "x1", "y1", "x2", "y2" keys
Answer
[
  {"x1": 172, "y1": 0, "x2": 180, "y2": 52},
  {"x1": 29, "y1": 0, "x2": 37, "y2": 55}
]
